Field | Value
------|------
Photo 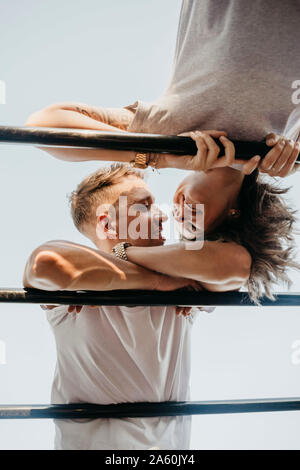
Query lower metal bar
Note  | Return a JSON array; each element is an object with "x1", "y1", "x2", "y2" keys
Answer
[
  {"x1": 0, "y1": 288, "x2": 299, "y2": 307},
  {"x1": 1, "y1": 398, "x2": 300, "y2": 419}
]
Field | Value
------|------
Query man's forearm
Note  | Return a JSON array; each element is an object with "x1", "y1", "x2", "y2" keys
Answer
[
  {"x1": 126, "y1": 241, "x2": 252, "y2": 285},
  {"x1": 23, "y1": 240, "x2": 160, "y2": 291}
]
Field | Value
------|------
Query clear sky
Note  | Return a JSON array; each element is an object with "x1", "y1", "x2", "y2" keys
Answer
[{"x1": 0, "y1": 0, "x2": 300, "y2": 449}]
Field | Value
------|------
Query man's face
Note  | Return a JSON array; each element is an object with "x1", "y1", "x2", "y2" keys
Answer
[{"x1": 97, "y1": 176, "x2": 168, "y2": 247}]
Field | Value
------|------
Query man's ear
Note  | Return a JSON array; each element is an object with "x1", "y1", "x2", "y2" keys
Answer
[{"x1": 96, "y1": 213, "x2": 118, "y2": 240}]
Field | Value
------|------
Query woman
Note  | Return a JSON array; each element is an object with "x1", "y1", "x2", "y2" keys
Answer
[{"x1": 170, "y1": 132, "x2": 300, "y2": 305}]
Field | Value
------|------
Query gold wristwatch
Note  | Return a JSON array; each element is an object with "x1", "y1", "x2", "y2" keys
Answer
[
  {"x1": 130, "y1": 152, "x2": 149, "y2": 169},
  {"x1": 112, "y1": 242, "x2": 132, "y2": 261}
]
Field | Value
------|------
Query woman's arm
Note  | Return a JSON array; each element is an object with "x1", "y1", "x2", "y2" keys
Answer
[
  {"x1": 25, "y1": 103, "x2": 260, "y2": 174},
  {"x1": 25, "y1": 102, "x2": 138, "y2": 163},
  {"x1": 126, "y1": 241, "x2": 252, "y2": 292},
  {"x1": 25, "y1": 102, "x2": 134, "y2": 131},
  {"x1": 23, "y1": 239, "x2": 194, "y2": 292}
]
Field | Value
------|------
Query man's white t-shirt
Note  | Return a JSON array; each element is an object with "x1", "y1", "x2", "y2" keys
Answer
[{"x1": 46, "y1": 304, "x2": 206, "y2": 450}]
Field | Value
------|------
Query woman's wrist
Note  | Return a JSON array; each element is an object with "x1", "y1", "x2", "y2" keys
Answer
[
  {"x1": 125, "y1": 245, "x2": 139, "y2": 264},
  {"x1": 121, "y1": 246, "x2": 165, "y2": 290},
  {"x1": 149, "y1": 153, "x2": 192, "y2": 170}
]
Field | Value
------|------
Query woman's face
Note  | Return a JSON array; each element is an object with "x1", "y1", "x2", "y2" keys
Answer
[{"x1": 173, "y1": 168, "x2": 244, "y2": 239}]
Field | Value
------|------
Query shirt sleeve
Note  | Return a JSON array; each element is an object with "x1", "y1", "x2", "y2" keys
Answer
[
  {"x1": 282, "y1": 106, "x2": 300, "y2": 142},
  {"x1": 44, "y1": 305, "x2": 70, "y2": 329},
  {"x1": 123, "y1": 100, "x2": 157, "y2": 133},
  {"x1": 187, "y1": 306, "x2": 216, "y2": 324}
]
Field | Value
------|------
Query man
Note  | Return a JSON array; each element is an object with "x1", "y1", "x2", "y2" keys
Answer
[{"x1": 23, "y1": 163, "x2": 251, "y2": 449}]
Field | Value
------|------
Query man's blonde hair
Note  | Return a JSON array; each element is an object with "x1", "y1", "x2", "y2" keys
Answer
[{"x1": 69, "y1": 163, "x2": 144, "y2": 232}]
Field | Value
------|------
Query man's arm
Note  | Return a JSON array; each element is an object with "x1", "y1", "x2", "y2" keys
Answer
[
  {"x1": 126, "y1": 241, "x2": 252, "y2": 292},
  {"x1": 23, "y1": 240, "x2": 195, "y2": 292}
]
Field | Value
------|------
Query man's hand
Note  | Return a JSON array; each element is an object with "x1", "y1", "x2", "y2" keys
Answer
[
  {"x1": 41, "y1": 304, "x2": 97, "y2": 313},
  {"x1": 40, "y1": 304, "x2": 59, "y2": 311},
  {"x1": 42, "y1": 304, "x2": 193, "y2": 317},
  {"x1": 257, "y1": 133, "x2": 300, "y2": 177},
  {"x1": 174, "y1": 130, "x2": 261, "y2": 175},
  {"x1": 40, "y1": 274, "x2": 202, "y2": 315},
  {"x1": 175, "y1": 306, "x2": 192, "y2": 317}
]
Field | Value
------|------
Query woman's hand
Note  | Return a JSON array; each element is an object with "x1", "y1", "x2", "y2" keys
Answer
[
  {"x1": 159, "y1": 130, "x2": 261, "y2": 174},
  {"x1": 257, "y1": 133, "x2": 300, "y2": 177},
  {"x1": 183, "y1": 130, "x2": 261, "y2": 175}
]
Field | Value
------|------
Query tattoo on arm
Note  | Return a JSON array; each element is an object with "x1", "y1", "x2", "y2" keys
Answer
[{"x1": 73, "y1": 105, "x2": 133, "y2": 130}]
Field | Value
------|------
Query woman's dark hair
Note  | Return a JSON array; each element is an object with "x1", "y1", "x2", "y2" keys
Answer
[{"x1": 204, "y1": 169, "x2": 300, "y2": 305}]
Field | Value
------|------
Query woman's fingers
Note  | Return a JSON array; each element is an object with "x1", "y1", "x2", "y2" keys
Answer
[
  {"x1": 208, "y1": 135, "x2": 260, "y2": 174},
  {"x1": 275, "y1": 142, "x2": 300, "y2": 177},
  {"x1": 208, "y1": 135, "x2": 235, "y2": 169},
  {"x1": 259, "y1": 138, "x2": 300, "y2": 176},
  {"x1": 176, "y1": 130, "x2": 229, "y2": 172},
  {"x1": 259, "y1": 138, "x2": 289, "y2": 172},
  {"x1": 177, "y1": 129, "x2": 227, "y2": 138},
  {"x1": 190, "y1": 131, "x2": 208, "y2": 170},
  {"x1": 177, "y1": 132, "x2": 193, "y2": 137},
  {"x1": 270, "y1": 140, "x2": 296, "y2": 173},
  {"x1": 195, "y1": 131, "x2": 221, "y2": 169},
  {"x1": 201, "y1": 130, "x2": 227, "y2": 137},
  {"x1": 265, "y1": 132, "x2": 281, "y2": 147},
  {"x1": 241, "y1": 155, "x2": 261, "y2": 175},
  {"x1": 219, "y1": 136, "x2": 236, "y2": 167},
  {"x1": 190, "y1": 131, "x2": 226, "y2": 171}
]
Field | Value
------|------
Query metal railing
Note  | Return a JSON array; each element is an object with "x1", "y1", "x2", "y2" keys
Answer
[{"x1": 0, "y1": 126, "x2": 299, "y2": 419}]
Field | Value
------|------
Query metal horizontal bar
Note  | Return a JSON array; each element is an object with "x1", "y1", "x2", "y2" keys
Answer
[
  {"x1": 1, "y1": 398, "x2": 300, "y2": 419},
  {"x1": 0, "y1": 288, "x2": 300, "y2": 307},
  {"x1": 0, "y1": 125, "x2": 278, "y2": 160}
]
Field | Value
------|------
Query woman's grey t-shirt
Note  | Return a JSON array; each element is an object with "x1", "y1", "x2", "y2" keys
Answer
[{"x1": 126, "y1": 0, "x2": 300, "y2": 142}]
